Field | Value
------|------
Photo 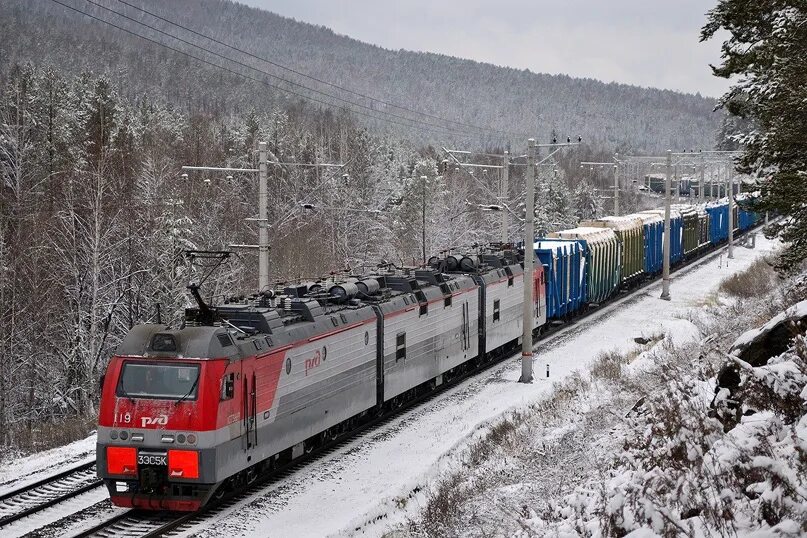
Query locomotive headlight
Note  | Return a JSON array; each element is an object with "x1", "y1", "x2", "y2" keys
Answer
[
  {"x1": 119, "y1": 430, "x2": 129, "y2": 440},
  {"x1": 107, "y1": 447, "x2": 137, "y2": 476},
  {"x1": 110, "y1": 430, "x2": 118, "y2": 440},
  {"x1": 177, "y1": 434, "x2": 186, "y2": 444},
  {"x1": 186, "y1": 434, "x2": 197, "y2": 445},
  {"x1": 167, "y1": 449, "x2": 199, "y2": 479}
]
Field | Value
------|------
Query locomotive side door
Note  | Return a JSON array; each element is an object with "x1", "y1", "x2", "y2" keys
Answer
[{"x1": 241, "y1": 360, "x2": 257, "y2": 452}]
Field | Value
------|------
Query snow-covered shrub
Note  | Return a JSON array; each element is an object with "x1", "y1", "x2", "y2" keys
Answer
[{"x1": 559, "y1": 338, "x2": 807, "y2": 537}]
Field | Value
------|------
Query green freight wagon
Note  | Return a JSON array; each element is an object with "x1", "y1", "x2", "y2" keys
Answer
[
  {"x1": 548, "y1": 227, "x2": 621, "y2": 304},
  {"x1": 695, "y1": 205, "x2": 710, "y2": 250},
  {"x1": 581, "y1": 216, "x2": 644, "y2": 284},
  {"x1": 672, "y1": 204, "x2": 700, "y2": 256}
]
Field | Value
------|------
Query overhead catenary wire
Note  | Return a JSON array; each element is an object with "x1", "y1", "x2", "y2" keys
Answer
[
  {"x1": 47, "y1": 0, "x2": 490, "y2": 140},
  {"x1": 77, "y1": 0, "x2": 476, "y2": 138},
  {"x1": 112, "y1": 0, "x2": 529, "y2": 139},
  {"x1": 82, "y1": 0, "x2": 479, "y2": 139}
]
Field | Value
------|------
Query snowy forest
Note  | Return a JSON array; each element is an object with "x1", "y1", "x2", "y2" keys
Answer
[
  {"x1": 0, "y1": 0, "x2": 720, "y2": 151},
  {"x1": 0, "y1": 0, "x2": 720, "y2": 452},
  {"x1": 0, "y1": 64, "x2": 620, "y2": 451}
]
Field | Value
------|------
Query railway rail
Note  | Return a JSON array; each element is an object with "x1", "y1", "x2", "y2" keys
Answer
[{"x1": 0, "y1": 461, "x2": 101, "y2": 528}]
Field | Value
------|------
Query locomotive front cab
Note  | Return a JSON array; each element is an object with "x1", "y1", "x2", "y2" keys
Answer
[{"x1": 97, "y1": 325, "x2": 233, "y2": 511}]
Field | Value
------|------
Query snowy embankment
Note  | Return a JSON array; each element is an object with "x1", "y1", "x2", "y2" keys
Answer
[
  {"x1": 0, "y1": 235, "x2": 782, "y2": 538},
  {"x1": 0, "y1": 436, "x2": 95, "y2": 497}
]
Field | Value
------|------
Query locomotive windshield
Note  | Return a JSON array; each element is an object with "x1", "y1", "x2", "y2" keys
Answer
[{"x1": 116, "y1": 362, "x2": 200, "y2": 400}]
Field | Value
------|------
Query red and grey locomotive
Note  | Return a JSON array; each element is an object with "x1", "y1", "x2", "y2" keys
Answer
[{"x1": 97, "y1": 250, "x2": 545, "y2": 511}]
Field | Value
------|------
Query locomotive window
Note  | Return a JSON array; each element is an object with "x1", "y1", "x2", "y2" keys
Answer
[
  {"x1": 395, "y1": 332, "x2": 406, "y2": 361},
  {"x1": 444, "y1": 295, "x2": 452, "y2": 308},
  {"x1": 116, "y1": 362, "x2": 200, "y2": 401},
  {"x1": 220, "y1": 373, "x2": 235, "y2": 401},
  {"x1": 151, "y1": 333, "x2": 177, "y2": 352},
  {"x1": 493, "y1": 300, "x2": 501, "y2": 322},
  {"x1": 403, "y1": 296, "x2": 409, "y2": 305},
  {"x1": 217, "y1": 333, "x2": 234, "y2": 348},
  {"x1": 340, "y1": 314, "x2": 348, "y2": 324},
  {"x1": 419, "y1": 303, "x2": 428, "y2": 316},
  {"x1": 508, "y1": 276, "x2": 514, "y2": 287}
]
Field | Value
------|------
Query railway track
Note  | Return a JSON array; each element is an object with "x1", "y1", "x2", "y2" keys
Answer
[
  {"x1": 27, "y1": 228, "x2": 763, "y2": 538},
  {"x1": 0, "y1": 461, "x2": 101, "y2": 529}
]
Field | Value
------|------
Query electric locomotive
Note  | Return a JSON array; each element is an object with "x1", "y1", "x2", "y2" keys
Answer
[{"x1": 97, "y1": 251, "x2": 545, "y2": 511}]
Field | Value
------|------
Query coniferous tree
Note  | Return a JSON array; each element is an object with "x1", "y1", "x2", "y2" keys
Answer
[{"x1": 702, "y1": 1, "x2": 807, "y2": 270}]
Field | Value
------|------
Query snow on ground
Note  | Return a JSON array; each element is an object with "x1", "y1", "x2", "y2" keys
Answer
[
  {"x1": 0, "y1": 433, "x2": 96, "y2": 497},
  {"x1": 176, "y1": 237, "x2": 779, "y2": 538}
]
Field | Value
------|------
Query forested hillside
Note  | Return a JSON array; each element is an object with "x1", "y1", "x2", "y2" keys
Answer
[{"x1": 1, "y1": 0, "x2": 719, "y2": 151}]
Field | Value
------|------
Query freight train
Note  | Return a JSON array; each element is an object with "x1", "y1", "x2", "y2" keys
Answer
[{"x1": 97, "y1": 199, "x2": 758, "y2": 511}]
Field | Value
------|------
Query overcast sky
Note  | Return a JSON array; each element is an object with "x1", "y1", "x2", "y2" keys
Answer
[{"x1": 238, "y1": 0, "x2": 730, "y2": 98}]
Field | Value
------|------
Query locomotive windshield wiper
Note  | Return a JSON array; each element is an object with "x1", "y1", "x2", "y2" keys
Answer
[{"x1": 174, "y1": 371, "x2": 200, "y2": 405}]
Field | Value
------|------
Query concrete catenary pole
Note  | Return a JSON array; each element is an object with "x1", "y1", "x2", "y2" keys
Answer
[
  {"x1": 520, "y1": 138, "x2": 536, "y2": 383},
  {"x1": 258, "y1": 141, "x2": 269, "y2": 291},
  {"x1": 660, "y1": 150, "x2": 672, "y2": 301},
  {"x1": 501, "y1": 151, "x2": 510, "y2": 243},
  {"x1": 727, "y1": 164, "x2": 735, "y2": 259},
  {"x1": 421, "y1": 175, "x2": 428, "y2": 264},
  {"x1": 613, "y1": 152, "x2": 620, "y2": 216}
]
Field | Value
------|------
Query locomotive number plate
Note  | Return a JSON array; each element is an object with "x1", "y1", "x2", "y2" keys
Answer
[{"x1": 138, "y1": 453, "x2": 167, "y2": 466}]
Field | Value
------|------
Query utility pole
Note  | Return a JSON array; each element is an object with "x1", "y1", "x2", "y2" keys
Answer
[
  {"x1": 182, "y1": 147, "x2": 343, "y2": 291},
  {"x1": 660, "y1": 150, "x2": 672, "y2": 301},
  {"x1": 520, "y1": 138, "x2": 536, "y2": 384},
  {"x1": 727, "y1": 164, "x2": 734, "y2": 259},
  {"x1": 674, "y1": 161, "x2": 680, "y2": 202},
  {"x1": 421, "y1": 175, "x2": 427, "y2": 264},
  {"x1": 443, "y1": 140, "x2": 580, "y2": 246},
  {"x1": 258, "y1": 142, "x2": 269, "y2": 291},
  {"x1": 500, "y1": 151, "x2": 509, "y2": 242},
  {"x1": 614, "y1": 152, "x2": 620, "y2": 216}
]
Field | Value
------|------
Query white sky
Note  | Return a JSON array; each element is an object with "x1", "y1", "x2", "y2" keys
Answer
[{"x1": 238, "y1": 0, "x2": 730, "y2": 98}]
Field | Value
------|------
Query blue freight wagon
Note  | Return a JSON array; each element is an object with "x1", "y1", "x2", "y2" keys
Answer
[
  {"x1": 640, "y1": 209, "x2": 683, "y2": 264},
  {"x1": 534, "y1": 239, "x2": 585, "y2": 319},
  {"x1": 630, "y1": 212, "x2": 663, "y2": 275},
  {"x1": 705, "y1": 202, "x2": 729, "y2": 244}
]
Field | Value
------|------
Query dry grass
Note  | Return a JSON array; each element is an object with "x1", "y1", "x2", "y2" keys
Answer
[
  {"x1": 1, "y1": 416, "x2": 95, "y2": 457},
  {"x1": 719, "y1": 257, "x2": 778, "y2": 298}
]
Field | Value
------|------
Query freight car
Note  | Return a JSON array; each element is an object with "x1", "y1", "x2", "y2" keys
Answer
[{"x1": 97, "y1": 198, "x2": 755, "y2": 511}]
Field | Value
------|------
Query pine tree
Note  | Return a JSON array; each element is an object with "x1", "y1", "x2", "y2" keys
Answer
[
  {"x1": 702, "y1": 2, "x2": 807, "y2": 270},
  {"x1": 573, "y1": 178, "x2": 602, "y2": 221}
]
